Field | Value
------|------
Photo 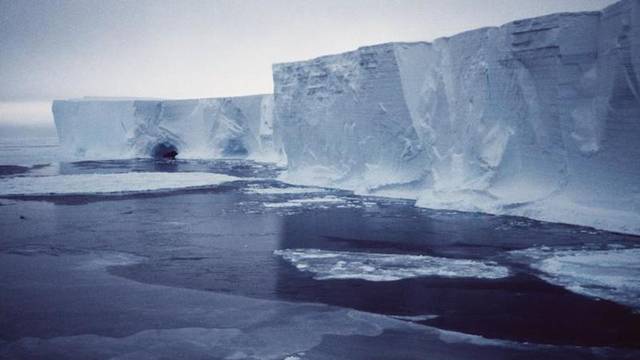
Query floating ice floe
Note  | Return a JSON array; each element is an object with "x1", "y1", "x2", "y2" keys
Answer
[
  {"x1": 511, "y1": 247, "x2": 640, "y2": 310},
  {"x1": 245, "y1": 185, "x2": 327, "y2": 195},
  {"x1": 263, "y1": 196, "x2": 347, "y2": 208},
  {"x1": 390, "y1": 314, "x2": 439, "y2": 322},
  {"x1": 0, "y1": 172, "x2": 240, "y2": 196},
  {"x1": 274, "y1": 248, "x2": 510, "y2": 281},
  {"x1": 262, "y1": 201, "x2": 303, "y2": 208}
]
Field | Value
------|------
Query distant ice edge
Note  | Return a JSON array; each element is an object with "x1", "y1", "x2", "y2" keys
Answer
[
  {"x1": 53, "y1": 0, "x2": 640, "y2": 235},
  {"x1": 52, "y1": 95, "x2": 285, "y2": 163}
]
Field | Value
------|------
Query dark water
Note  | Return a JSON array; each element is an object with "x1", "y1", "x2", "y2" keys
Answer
[
  {"x1": 0, "y1": 165, "x2": 30, "y2": 176},
  {"x1": 107, "y1": 194, "x2": 640, "y2": 348},
  {"x1": 1, "y1": 159, "x2": 640, "y2": 357}
]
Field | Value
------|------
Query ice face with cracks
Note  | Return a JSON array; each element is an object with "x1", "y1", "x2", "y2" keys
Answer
[
  {"x1": 53, "y1": 95, "x2": 282, "y2": 162},
  {"x1": 273, "y1": 0, "x2": 640, "y2": 235},
  {"x1": 52, "y1": 0, "x2": 640, "y2": 234}
]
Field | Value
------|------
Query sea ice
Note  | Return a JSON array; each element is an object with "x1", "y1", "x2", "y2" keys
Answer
[
  {"x1": 244, "y1": 185, "x2": 327, "y2": 195},
  {"x1": 511, "y1": 246, "x2": 640, "y2": 309},
  {"x1": 274, "y1": 248, "x2": 510, "y2": 281},
  {"x1": 0, "y1": 172, "x2": 240, "y2": 196},
  {"x1": 262, "y1": 196, "x2": 347, "y2": 208}
]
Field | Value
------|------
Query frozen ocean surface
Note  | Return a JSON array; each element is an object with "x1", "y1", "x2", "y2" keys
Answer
[{"x1": 1, "y1": 137, "x2": 640, "y2": 359}]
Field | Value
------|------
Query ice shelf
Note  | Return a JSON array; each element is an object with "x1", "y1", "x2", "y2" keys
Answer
[
  {"x1": 52, "y1": 0, "x2": 640, "y2": 234},
  {"x1": 272, "y1": 0, "x2": 640, "y2": 235},
  {"x1": 53, "y1": 95, "x2": 282, "y2": 162}
]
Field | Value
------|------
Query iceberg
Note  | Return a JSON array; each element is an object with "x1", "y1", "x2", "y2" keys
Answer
[
  {"x1": 272, "y1": 0, "x2": 640, "y2": 234},
  {"x1": 51, "y1": 0, "x2": 640, "y2": 234},
  {"x1": 53, "y1": 95, "x2": 282, "y2": 162}
]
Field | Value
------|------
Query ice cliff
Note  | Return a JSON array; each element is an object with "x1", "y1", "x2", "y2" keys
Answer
[
  {"x1": 273, "y1": 0, "x2": 640, "y2": 234},
  {"x1": 53, "y1": 95, "x2": 281, "y2": 161},
  {"x1": 53, "y1": 0, "x2": 640, "y2": 234}
]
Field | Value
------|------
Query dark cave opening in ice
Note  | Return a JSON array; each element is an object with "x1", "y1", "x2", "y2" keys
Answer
[{"x1": 151, "y1": 142, "x2": 178, "y2": 160}]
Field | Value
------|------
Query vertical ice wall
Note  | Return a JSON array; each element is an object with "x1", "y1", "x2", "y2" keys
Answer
[
  {"x1": 273, "y1": 44, "x2": 429, "y2": 193},
  {"x1": 51, "y1": 0, "x2": 639, "y2": 233},
  {"x1": 53, "y1": 95, "x2": 281, "y2": 160},
  {"x1": 273, "y1": 0, "x2": 640, "y2": 234}
]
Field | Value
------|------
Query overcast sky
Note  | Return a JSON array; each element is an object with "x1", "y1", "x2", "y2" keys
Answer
[{"x1": 0, "y1": 0, "x2": 618, "y2": 128}]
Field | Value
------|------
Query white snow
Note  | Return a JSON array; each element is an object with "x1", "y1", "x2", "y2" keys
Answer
[
  {"x1": 274, "y1": 248, "x2": 510, "y2": 281},
  {"x1": 512, "y1": 247, "x2": 640, "y2": 309},
  {"x1": 0, "y1": 172, "x2": 240, "y2": 196}
]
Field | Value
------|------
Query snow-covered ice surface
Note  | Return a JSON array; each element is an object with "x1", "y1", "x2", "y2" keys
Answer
[
  {"x1": 0, "y1": 172, "x2": 240, "y2": 196},
  {"x1": 274, "y1": 248, "x2": 510, "y2": 281},
  {"x1": 511, "y1": 246, "x2": 640, "y2": 310},
  {"x1": 273, "y1": 0, "x2": 640, "y2": 235}
]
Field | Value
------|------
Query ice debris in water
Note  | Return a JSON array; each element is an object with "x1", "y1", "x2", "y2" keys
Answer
[
  {"x1": 245, "y1": 185, "x2": 327, "y2": 195},
  {"x1": 274, "y1": 248, "x2": 509, "y2": 281},
  {"x1": 511, "y1": 246, "x2": 640, "y2": 310},
  {"x1": 0, "y1": 172, "x2": 239, "y2": 196}
]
